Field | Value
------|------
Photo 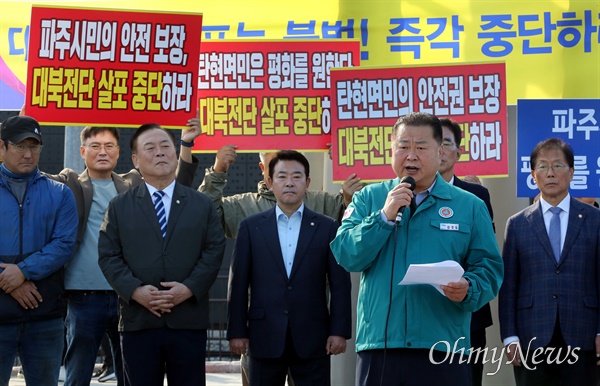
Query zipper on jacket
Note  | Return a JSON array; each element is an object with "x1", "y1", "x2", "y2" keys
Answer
[
  {"x1": 0, "y1": 178, "x2": 27, "y2": 322},
  {"x1": 19, "y1": 203, "x2": 23, "y2": 259},
  {"x1": 1, "y1": 178, "x2": 27, "y2": 263}
]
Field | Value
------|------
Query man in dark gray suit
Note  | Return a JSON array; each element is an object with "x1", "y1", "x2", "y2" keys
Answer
[
  {"x1": 99, "y1": 124, "x2": 225, "y2": 386},
  {"x1": 499, "y1": 138, "x2": 600, "y2": 385},
  {"x1": 45, "y1": 122, "x2": 199, "y2": 386}
]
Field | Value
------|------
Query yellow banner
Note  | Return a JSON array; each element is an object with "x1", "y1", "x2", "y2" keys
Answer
[{"x1": 1, "y1": 0, "x2": 598, "y2": 109}]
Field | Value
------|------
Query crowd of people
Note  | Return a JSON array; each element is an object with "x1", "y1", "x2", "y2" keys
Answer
[{"x1": 0, "y1": 112, "x2": 599, "y2": 386}]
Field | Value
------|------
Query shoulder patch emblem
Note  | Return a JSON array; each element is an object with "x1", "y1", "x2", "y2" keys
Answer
[{"x1": 342, "y1": 207, "x2": 354, "y2": 221}]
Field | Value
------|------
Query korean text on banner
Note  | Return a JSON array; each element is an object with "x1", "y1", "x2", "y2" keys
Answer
[
  {"x1": 330, "y1": 62, "x2": 508, "y2": 182},
  {"x1": 25, "y1": 6, "x2": 202, "y2": 128},
  {"x1": 195, "y1": 40, "x2": 360, "y2": 153},
  {"x1": 516, "y1": 99, "x2": 600, "y2": 198}
]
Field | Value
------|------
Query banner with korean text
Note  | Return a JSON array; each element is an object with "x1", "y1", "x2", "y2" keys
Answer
[
  {"x1": 330, "y1": 62, "x2": 508, "y2": 182},
  {"x1": 194, "y1": 40, "x2": 360, "y2": 152},
  {"x1": 25, "y1": 6, "x2": 202, "y2": 128},
  {"x1": 3, "y1": 1, "x2": 599, "y2": 111},
  {"x1": 516, "y1": 99, "x2": 600, "y2": 197}
]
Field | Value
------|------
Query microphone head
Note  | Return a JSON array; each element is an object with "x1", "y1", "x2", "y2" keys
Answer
[{"x1": 400, "y1": 176, "x2": 416, "y2": 191}]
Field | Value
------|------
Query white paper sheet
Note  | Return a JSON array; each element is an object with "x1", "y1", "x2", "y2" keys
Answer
[{"x1": 398, "y1": 260, "x2": 465, "y2": 296}]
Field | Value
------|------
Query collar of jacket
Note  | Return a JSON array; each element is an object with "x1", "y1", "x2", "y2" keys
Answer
[{"x1": 258, "y1": 180, "x2": 277, "y2": 201}]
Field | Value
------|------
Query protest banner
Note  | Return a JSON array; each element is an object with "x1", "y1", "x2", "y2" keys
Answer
[
  {"x1": 3, "y1": 1, "x2": 598, "y2": 111},
  {"x1": 195, "y1": 40, "x2": 360, "y2": 152},
  {"x1": 517, "y1": 99, "x2": 600, "y2": 197},
  {"x1": 330, "y1": 62, "x2": 508, "y2": 182},
  {"x1": 24, "y1": 6, "x2": 202, "y2": 128}
]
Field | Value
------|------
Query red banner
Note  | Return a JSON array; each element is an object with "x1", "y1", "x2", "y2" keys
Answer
[
  {"x1": 25, "y1": 6, "x2": 202, "y2": 128},
  {"x1": 330, "y1": 62, "x2": 508, "y2": 182},
  {"x1": 194, "y1": 40, "x2": 360, "y2": 153}
]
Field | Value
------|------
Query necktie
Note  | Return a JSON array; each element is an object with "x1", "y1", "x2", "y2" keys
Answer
[
  {"x1": 409, "y1": 191, "x2": 428, "y2": 219},
  {"x1": 153, "y1": 191, "x2": 167, "y2": 238},
  {"x1": 548, "y1": 206, "x2": 562, "y2": 262},
  {"x1": 409, "y1": 197, "x2": 417, "y2": 219}
]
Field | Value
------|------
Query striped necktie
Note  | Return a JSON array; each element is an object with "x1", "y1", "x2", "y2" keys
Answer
[{"x1": 153, "y1": 191, "x2": 167, "y2": 238}]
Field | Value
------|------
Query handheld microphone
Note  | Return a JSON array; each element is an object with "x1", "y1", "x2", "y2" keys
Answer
[{"x1": 395, "y1": 176, "x2": 416, "y2": 224}]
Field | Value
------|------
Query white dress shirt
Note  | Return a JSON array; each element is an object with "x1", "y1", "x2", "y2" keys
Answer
[
  {"x1": 145, "y1": 180, "x2": 176, "y2": 228},
  {"x1": 276, "y1": 203, "x2": 304, "y2": 277}
]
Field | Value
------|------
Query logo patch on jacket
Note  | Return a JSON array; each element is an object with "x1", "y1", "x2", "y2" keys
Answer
[{"x1": 438, "y1": 207, "x2": 454, "y2": 218}]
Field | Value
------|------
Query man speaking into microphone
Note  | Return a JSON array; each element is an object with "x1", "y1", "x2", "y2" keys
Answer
[
  {"x1": 393, "y1": 175, "x2": 415, "y2": 224},
  {"x1": 330, "y1": 112, "x2": 503, "y2": 386}
]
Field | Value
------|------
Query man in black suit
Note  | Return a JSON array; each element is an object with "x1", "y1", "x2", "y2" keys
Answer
[
  {"x1": 439, "y1": 118, "x2": 495, "y2": 386},
  {"x1": 227, "y1": 150, "x2": 352, "y2": 386},
  {"x1": 98, "y1": 124, "x2": 225, "y2": 386}
]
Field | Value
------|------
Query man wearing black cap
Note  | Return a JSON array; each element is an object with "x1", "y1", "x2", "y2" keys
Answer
[{"x1": 0, "y1": 116, "x2": 78, "y2": 385}]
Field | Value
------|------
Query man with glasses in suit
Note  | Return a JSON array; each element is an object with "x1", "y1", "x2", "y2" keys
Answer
[{"x1": 499, "y1": 138, "x2": 600, "y2": 385}]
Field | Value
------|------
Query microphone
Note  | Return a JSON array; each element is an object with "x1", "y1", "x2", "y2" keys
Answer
[{"x1": 395, "y1": 176, "x2": 416, "y2": 224}]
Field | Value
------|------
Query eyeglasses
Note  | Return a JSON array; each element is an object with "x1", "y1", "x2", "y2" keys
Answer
[
  {"x1": 8, "y1": 141, "x2": 43, "y2": 154},
  {"x1": 535, "y1": 164, "x2": 567, "y2": 173},
  {"x1": 442, "y1": 140, "x2": 457, "y2": 150},
  {"x1": 85, "y1": 143, "x2": 118, "y2": 152}
]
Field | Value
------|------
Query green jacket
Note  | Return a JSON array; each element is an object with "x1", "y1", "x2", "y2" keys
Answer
[
  {"x1": 331, "y1": 173, "x2": 503, "y2": 352},
  {"x1": 198, "y1": 167, "x2": 345, "y2": 238}
]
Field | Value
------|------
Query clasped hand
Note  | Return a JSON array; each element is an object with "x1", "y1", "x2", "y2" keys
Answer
[
  {"x1": 0, "y1": 263, "x2": 26, "y2": 294},
  {"x1": 132, "y1": 282, "x2": 193, "y2": 318}
]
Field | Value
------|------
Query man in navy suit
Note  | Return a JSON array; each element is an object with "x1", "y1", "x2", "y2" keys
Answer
[
  {"x1": 439, "y1": 118, "x2": 495, "y2": 386},
  {"x1": 227, "y1": 150, "x2": 352, "y2": 386},
  {"x1": 499, "y1": 138, "x2": 600, "y2": 385}
]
